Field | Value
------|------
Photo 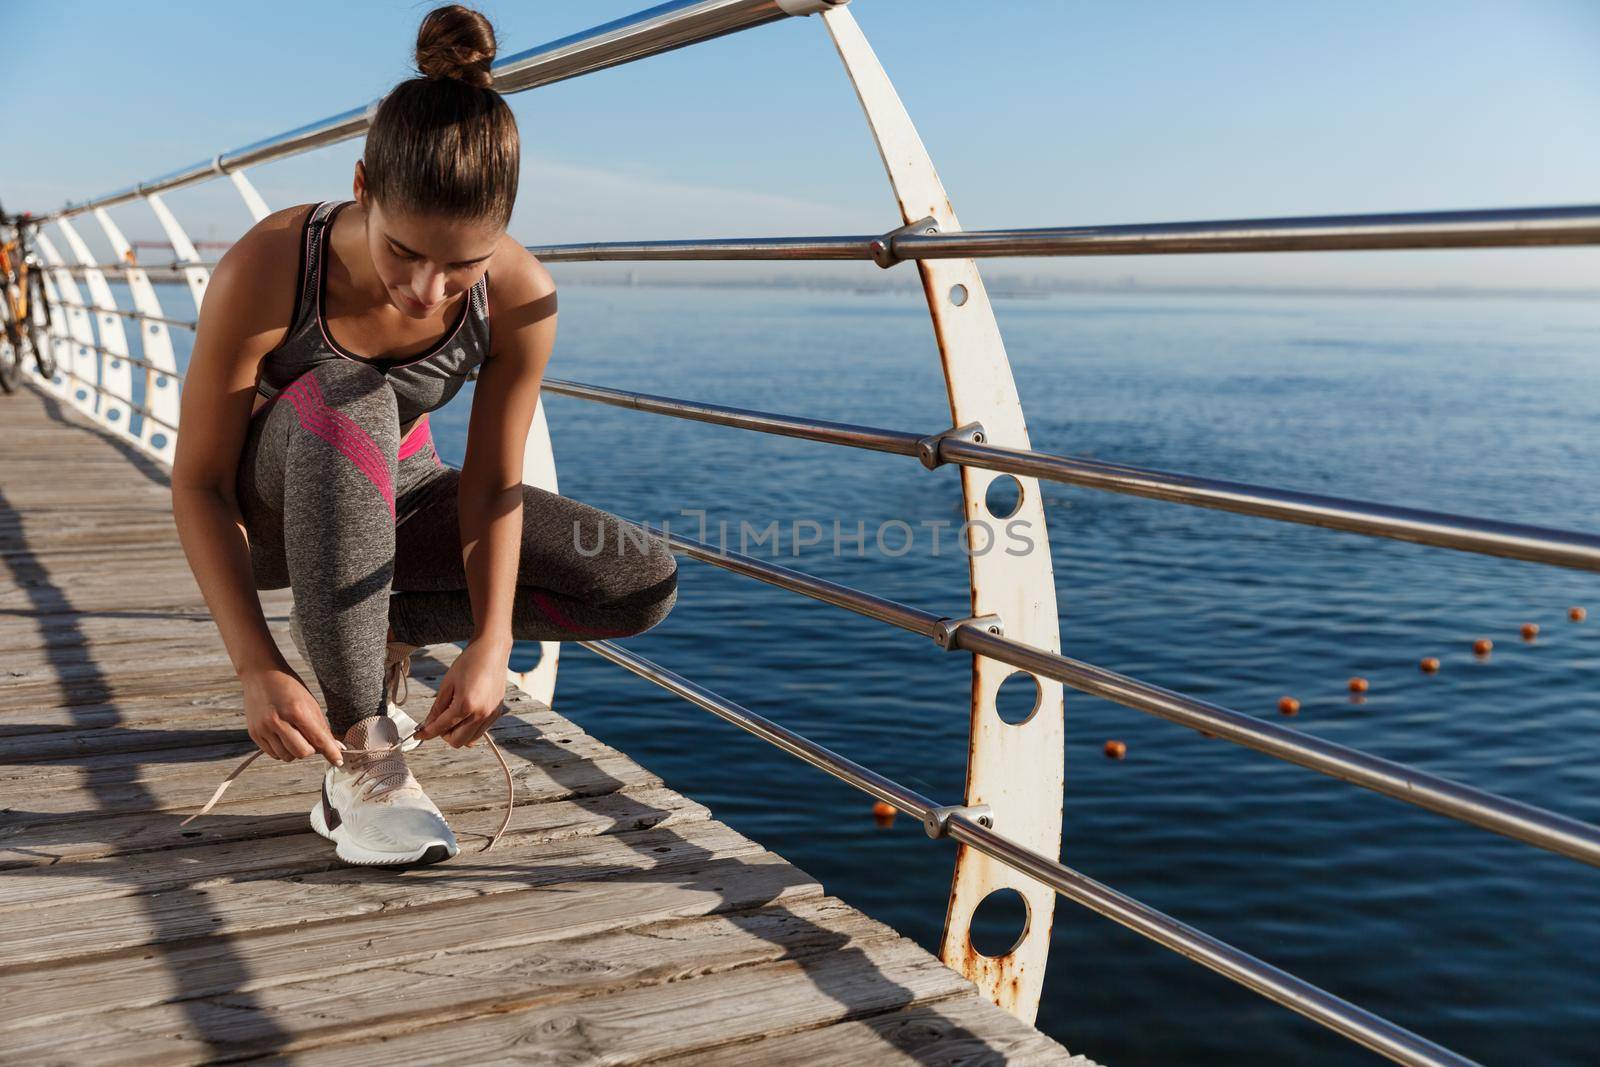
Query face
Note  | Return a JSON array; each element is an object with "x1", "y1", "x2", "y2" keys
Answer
[{"x1": 353, "y1": 161, "x2": 502, "y2": 319}]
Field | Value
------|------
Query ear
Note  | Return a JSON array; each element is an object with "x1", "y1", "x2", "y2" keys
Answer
[{"x1": 352, "y1": 159, "x2": 367, "y2": 207}]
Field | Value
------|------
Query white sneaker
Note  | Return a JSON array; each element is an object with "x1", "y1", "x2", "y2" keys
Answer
[
  {"x1": 309, "y1": 714, "x2": 458, "y2": 866},
  {"x1": 288, "y1": 602, "x2": 421, "y2": 751}
]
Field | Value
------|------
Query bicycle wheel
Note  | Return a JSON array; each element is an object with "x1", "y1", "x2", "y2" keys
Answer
[
  {"x1": 28, "y1": 321, "x2": 55, "y2": 379},
  {"x1": 0, "y1": 320, "x2": 20, "y2": 394},
  {"x1": 25, "y1": 270, "x2": 56, "y2": 378}
]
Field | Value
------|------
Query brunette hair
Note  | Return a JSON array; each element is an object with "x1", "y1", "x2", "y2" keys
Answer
[{"x1": 362, "y1": 4, "x2": 519, "y2": 228}]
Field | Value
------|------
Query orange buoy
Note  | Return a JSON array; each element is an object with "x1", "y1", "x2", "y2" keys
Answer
[
  {"x1": 1521, "y1": 622, "x2": 1539, "y2": 641},
  {"x1": 1419, "y1": 657, "x2": 1440, "y2": 674},
  {"x1": 1103, "y1": 739, "x2": 1127, "y2": 759},
  {"x1": 872, "y1": 800, "x2": 896, "y2": 827},
  {"x1": 1277, "y1": 696, "x2": 1300, "y2": 716},
  {"x1": 1473, "y1": 638, "x2": 1493, "y2": 656},
  {"x1": 1348, "y1": 677, "x2": 1369, "y2": 694},
  {"x1": 1570, "y1": 606, "x2": 1587, "y2": 622}
]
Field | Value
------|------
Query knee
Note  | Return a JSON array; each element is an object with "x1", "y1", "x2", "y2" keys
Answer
[
  {"x1": 633, "y1": 545, "x2": 678, "y2": 633},
  {"x1": 595, "y1": 529, "x2": 679, "y2": 633},
  {"x1": 282, "y1": 361, "x2": 398, "y2": 438}
]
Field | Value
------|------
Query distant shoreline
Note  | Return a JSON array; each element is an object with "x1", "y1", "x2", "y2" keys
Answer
[{"x1": 546, "y1": 271, "x2": 1600, "y2": 302}]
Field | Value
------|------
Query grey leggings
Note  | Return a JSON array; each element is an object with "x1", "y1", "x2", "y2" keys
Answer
[{"x1": 235, "y1": 360, "x2": 678, "y2": 733}]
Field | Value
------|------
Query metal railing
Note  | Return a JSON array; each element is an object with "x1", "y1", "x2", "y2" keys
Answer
[{"x1": 14, "y1": 2, "x2": 1600, "y2": 1064}]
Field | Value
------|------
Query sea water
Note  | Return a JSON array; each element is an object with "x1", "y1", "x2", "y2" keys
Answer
[{"x1": 153, "y1": 282, "x2": 1600, "y2": 1064}]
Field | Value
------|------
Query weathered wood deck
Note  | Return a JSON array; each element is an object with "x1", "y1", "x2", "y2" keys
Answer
[{"x1": 0, "y1": 382, "x2": 1095, "y2": 1065}]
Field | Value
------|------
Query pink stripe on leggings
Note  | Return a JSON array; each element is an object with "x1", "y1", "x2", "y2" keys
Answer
[
  {"x1": 527, "y1": 588, "x2": 625, "y2": 637},
  {"x1": 398, "y1": 414, "x2": 432, "y2": 460},
  {"x1": 280, "y1": 383, "x2": 390, "y2": 506},
  {"x1": 280, "y1": 374, "x2": 395, "y2": 519}
]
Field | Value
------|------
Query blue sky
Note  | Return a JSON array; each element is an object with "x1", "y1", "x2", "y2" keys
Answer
[{"x1": 5, "y1": 0, "x2": 1598, "y2": 288}]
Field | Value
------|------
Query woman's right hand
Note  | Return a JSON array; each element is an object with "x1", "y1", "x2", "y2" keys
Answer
[{"x1": 240, "y1": 668, "x2": 345, "y2": 765}]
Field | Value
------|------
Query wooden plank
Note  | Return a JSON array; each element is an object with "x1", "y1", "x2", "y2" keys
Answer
[
  {"x1": 3, "y1": 746, "x2": 658, "y2": 831},
  {"x1": 268, "y1": 932, "x2": 979, "y2": 1066},
  {"x1": 0, "y1": 700, "x2": 576, "y2": 762},
  {"x1": 650, "y1": 994, "x2": 1097, "y2": 1066},
  {"x1": 0, "y1": 782, "x2": 704, "y2": 906},
  {"x1": 2, "y1": 895, "x2": 892, "y2": 1064},
  {"x1": 0, "y1": 684, "x2": 569, "y2": 758},
  {"x1": 0, "y1": 820, "x2": 767, "y2": 967},
  {"x1": 0, "y1": 749, "x2": 653, "y2": 869},
  {"x1": 0, "y1": 700, "x2": 582, "y2": 786},
  {"x1": 0, "y1": 851, "x2": 821, "y2": 1034}
]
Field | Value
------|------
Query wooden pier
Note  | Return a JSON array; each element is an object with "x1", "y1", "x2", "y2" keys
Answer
[{"x1": 0, "y1": 382, "x2": 1094, "y2": 1064}]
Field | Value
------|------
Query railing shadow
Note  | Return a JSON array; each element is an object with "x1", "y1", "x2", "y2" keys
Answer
[
  {"x1": 0, "y1": 479, "x2": 295, "y2": 1056},
  {"x1": 379, "y1": 652, "x2": 1004, "y2": 1062},
  {"x1": 0, "y1": 389, "x2": 1025, "y2": 1061},
  {"x1": 0, "y1": 650, "x2": 1012, "y2": 1059},
  {"x1": 30, "y1": 386, "x2": 174, "y2": 488}
]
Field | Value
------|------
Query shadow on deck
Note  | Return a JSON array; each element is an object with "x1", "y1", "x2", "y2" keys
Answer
[{"x1": 0, "y1": 381, "x2": 1094, "y2": 1064}]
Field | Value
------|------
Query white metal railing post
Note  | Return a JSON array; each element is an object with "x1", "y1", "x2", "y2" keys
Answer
[
  {"x1": 144, "y1": 192, "x2": 211, "y2": 314},
  {"x1": 820, "y1": 5, "x2": 1065, "y2": 1023},
  {"x1": 93, "y1": 208, "x2": 182, "y2": 463},
  {"x1": 229, "y1": 170, "x2": 272, "y2": 223},
  {"x1": 511, "y1": 398, "x2": 562, "y2": 706},
  {"x1": 55, "y1": 218, "x2": 134, "y2": 438},
  {"x1": 33, "y1": 232, "x2": 102, "y2": 422}
]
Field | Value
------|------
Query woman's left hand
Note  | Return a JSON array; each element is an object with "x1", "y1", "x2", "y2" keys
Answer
[{"x1": 416, "y1": 635, "x2": 513, "y2": 747}]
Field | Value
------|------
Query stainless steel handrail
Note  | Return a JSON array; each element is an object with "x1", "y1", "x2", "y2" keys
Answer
[
  {"x1": 583, "y1": 638, "x2": 1476, "y2": 1067},
  {"x1": 532, "y1": 375, "x2": 1600, "y2": 573},
  {"x1": 47, "y1": 297, "x2": 194, "y2": 331},
  {"x1": 635, "y1": 524, "x2": 1600, "y2": 868},
  {"x1": 525, "y1": 204, "x2": 1600, "y2": 262},
  {"x1": 47, "y1": 200, "x2": 1600, "y2": 271},
  {"x1": 50, "y1": 339, "x2": 185, "y2": 381},
  {"x1": 40, "y1": 0, "x2": 845, "y2": 222},
  {"x1": 44, "y1": 260, "x2": 220, "y2": 275}
]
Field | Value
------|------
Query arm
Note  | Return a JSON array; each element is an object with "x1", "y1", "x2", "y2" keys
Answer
[
  {"x1": 169, "y1": 210, "x2": 343, "y2": 765},
  {"x1": 418, "y1": 246, "x2": 558, "y2": 748}
]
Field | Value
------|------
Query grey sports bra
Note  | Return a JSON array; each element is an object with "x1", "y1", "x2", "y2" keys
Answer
[{"x1": 254, "y1": 199, "x2": 491, "y2": 427}]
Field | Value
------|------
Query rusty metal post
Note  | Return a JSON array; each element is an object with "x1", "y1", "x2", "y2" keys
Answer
[{"x1": 820, "y1": 4, "x2": 1065, "y2": 1024}]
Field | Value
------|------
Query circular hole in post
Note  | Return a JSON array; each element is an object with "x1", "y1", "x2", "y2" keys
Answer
[
  {"x1": 74, "y1": 388, "x2": 88, "y2": 402},
  {"x1": 149, "y1": 324, "x2": 159, "y2": 335},
  {"x1": 994, "y1": 671, "x2": 1042, "y2": 726},
  {"x1": 108, "y1": 409, "x2": 122, "y2": 421},
  {"x1": 79, "y1": 346, "x2": 88, "y2": 356},
  {"x1": 970, "y1": 887, "x2": 1030, "y2": 958},
  {"x1": 156, "y1": 375, "x2": 169, "y2": 388},
  {"x1": 151, "y1": 432, "x2": 168, "y2": 449},
  {"x1": 949, "y1": 283, "x2": 968, "y2": 307},
  {"x1": 53, "y1": 374, "x2": 64, "y2": 385},
  {"x1": 984, "y1": 474, "x2": 1023, "y2": 520},
  {"x1": 111, "y1": 359, "x2": 122, "y2": 370}
]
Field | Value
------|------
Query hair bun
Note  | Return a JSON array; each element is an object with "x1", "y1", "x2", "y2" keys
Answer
[{"x1": 415, "y1": 4, "x2": 497, "y2": 90}]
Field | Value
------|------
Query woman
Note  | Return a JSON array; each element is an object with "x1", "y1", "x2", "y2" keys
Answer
[{"x1": 170, "y1": 5, "x2": 677, "y2": 866}]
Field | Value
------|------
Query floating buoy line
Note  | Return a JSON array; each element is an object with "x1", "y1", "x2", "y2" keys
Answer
[
  {"x1": 859, "y1": 605, "x2": 1591, "y2": 786},
  {"x1": 1074, "y1": 605, "x2": 1592, "y2": 765}
]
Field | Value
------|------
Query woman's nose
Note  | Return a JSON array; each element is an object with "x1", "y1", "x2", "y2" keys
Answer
[{"x1": 412, "y1": 268, "x2": 447, "y2": 307}]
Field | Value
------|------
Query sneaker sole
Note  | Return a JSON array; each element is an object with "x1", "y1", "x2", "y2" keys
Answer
[{"x1": 309, "y1": 798, "x2": 458, "y2": 866}]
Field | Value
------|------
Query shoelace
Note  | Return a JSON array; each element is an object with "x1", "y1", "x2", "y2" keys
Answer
[
  {"x1": 180, "y1": 726, "x2": 515, "y2": 852},
  {"x1": 384, "y1": 646, "x2": 413, "y2": 707}
]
